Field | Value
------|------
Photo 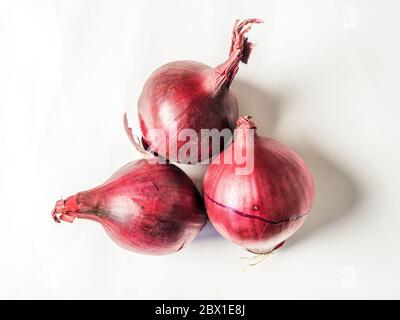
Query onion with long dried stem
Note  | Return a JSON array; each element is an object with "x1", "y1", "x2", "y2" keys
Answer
[{"x1": 127, "y1": 19, "x2": 263, "y2": 163}]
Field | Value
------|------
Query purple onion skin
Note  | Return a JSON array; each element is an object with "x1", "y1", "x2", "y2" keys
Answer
[
  {"x1": 137, "y1": 19, "x2": 263, "y2": 163},
  {"x1": 52, "y1": 160, "x2": 207, "y2": 255},
  {"x1": 203, "y1": 117, "x2": 314, "y2": 254}
]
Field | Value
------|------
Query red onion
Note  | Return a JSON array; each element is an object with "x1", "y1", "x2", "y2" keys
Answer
[
  {"x1": 52, "y1": 159, "x2": 206, "y2": 255},
  {"x1": 133, "y1": 19, "x2": 262, "y2": 163},
  {"x1": 203, "y1": 116, "x2": 314, "y2": 254}
]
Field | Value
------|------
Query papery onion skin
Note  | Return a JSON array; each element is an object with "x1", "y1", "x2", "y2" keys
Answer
[
  {"x1": 136, "y1": 19, "x2": 262, "y2": 163},
  {"x1": 52, "y1": 159, "x2": 207, "y2": 255},
  {"x1": 203, "y1": 116, "x2": 314, "y2": 254}
]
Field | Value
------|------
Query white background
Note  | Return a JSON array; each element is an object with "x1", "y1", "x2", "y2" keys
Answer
[{"x1": 1, "y1": 0, "x2": 399, "y2": 299}]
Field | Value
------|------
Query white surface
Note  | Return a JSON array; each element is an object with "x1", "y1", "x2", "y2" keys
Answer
[{"x1": 1, "y1": 0, "x2": 399, "y2": 299}]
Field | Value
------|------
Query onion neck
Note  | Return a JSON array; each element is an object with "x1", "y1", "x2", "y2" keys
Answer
[
  {"x1": 52, "y1": 195, "x2": 102, "y2": 224},
  {"x1": 234, "y1": 116, "x2": 259, "y2": 152},
  {"x1": 237, "y1": 116, "x2": 257, "y2": 130},
  {"x1": 214, "y1": 19, "x2": 263, "y2": 91}
]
